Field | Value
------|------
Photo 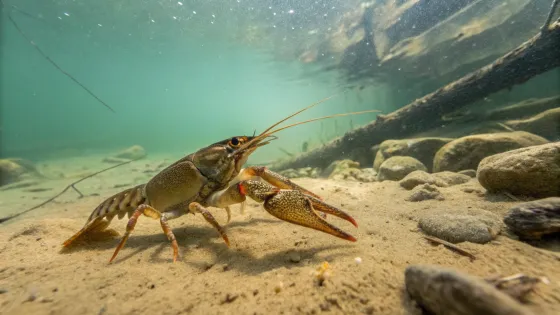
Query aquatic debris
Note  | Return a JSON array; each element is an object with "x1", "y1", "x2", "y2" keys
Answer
[
  {"x1": 503, "y1": 197, "x2": 560, "y2": 240},
  {"x1": 0, "y1": 158, "x2": 139, "y2": 224},
  {"x1": 485, "y1": 273, "x2": 550, "y2": 303},
  {"x1": 312, "y1": 261, "x2": 332, "y2": 286},
  {"x1": 422, "y1": 235, "x2": 476, "y2": 261},
  {"x1": 405, "y1": 265, "x2": 535, "y2": 315}
]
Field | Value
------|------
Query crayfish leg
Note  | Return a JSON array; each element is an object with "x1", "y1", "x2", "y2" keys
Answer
[
  {"x1": 109, "y1": 204, "x2": 181, "y2": 263},
  {"x1": 189, "y1": 202, "x2": 230, "y2": 247}
]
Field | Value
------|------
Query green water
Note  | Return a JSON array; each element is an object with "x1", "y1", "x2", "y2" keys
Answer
[{"x1": 1, "y1": 0, "x2": 387, "y2": 164}]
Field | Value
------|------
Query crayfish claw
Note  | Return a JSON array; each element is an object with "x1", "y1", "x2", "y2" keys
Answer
[{"x1": 262, "y1": 189, "x2": 357, "y2": 242}]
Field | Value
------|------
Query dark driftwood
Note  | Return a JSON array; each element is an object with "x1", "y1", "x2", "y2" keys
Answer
[
  {"x1": 270, "y1": 19, "x2": 560, "y2": 172},
  {"x1": 405, "y1": 265, "x2": 534, "y2": 315}
]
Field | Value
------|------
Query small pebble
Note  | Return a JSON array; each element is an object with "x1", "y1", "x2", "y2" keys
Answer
[
  {"x1": 354, "y1": 257, "x2": 362, "y2": 264},
  {"x1": 274, "y1": 282, "x2": 284, "y2": 293},
  {"x1": 289, "y1": 252, "x2": 301, "y2": 263}
]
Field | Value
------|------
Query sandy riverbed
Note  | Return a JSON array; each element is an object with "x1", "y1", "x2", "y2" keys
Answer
[{"x1": 0, "y1": 154, "x2": 559, "y2": 315}]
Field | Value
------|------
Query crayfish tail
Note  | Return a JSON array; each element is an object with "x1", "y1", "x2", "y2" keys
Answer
[
  {"x1": 63, "y1": 184, "x2": 147, "y2": 247},
  {"x1": 62, "y1": 218, "x2": 111, "y2": 247}
]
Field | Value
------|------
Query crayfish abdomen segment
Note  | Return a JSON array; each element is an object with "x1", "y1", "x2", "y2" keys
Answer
[{"x1": 62, "y1": 184, "x2": 146, "y2": 247}]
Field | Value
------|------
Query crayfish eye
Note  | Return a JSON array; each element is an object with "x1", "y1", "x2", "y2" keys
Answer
[{"x1": 229, "y1": 137, "x2": 240, "y2": 147}]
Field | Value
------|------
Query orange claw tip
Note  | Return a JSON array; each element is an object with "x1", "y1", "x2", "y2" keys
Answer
[{"x1": 348, "y1": 216, "x2": 358, "y2": 228}]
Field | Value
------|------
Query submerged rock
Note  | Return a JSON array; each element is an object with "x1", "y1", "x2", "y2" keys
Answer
[
  {"x1": 504, "y1": 197, "x2": 560, "y2": 240},
  {"x1": 316, "y1": 159, "x2": 376, "y2": 182},
  {"x1": 377, "y1": 156, "x2": 427, "y2": 181},
  {"x1": 405, "y1": 265, "x2": 534, "y2": 315},
  {"x1": 432, "y1": 131, "x2": 548, "y2": 172},
  {"x1": 419, "y1": 210, "x2": 502, "y2": 244},
  {"x1": 321, "y1": 159, "x2": 360, "y2": 178},
  {"x1": 373, "y1": 137, "x2": 453, "y2": 172},
  {"x1": 406, "y1": 184, "x2": 444, "y2": 202},
  {"x1": 399, "y1": 170, "x2": 470, "y2": 190},
  {"x1": 504, "y1": 107, "x2": 560, "y2": 141},
  {"x1": 114, "y1": 145, "x2": 147, "y2": 160},
  {"x1": 278, "y1": 167, "x2": 320, "y2": 179},
  {"x1": 458, "y1": 169, "x2": 477, "y2": 178},
  {"x1": 477, "y1": 142, "x2": 560, "y2": 198},
  {"x1": 0, "y1": 158, "x2": 38, "y2": 186},
  {"x1": 103, "y1": 145, "x2": 147, "y2": 164},
  {"x1": 330, "y1": 168, "x2": 377, "y2": 182}
]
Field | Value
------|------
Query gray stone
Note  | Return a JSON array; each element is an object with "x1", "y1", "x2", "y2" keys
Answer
[
  {"x1": 419, "y1": 210, "x2": 502, "y2": 244},
  {"x1": 399, "y1": 170, "x2": 470, "y2": 190},
  {"x1": 406, "y1": 184, "x2": 444, "y2": 202},
  {"x1": 377, "y1": 156, "x2": 427, "y2": 181},
  {"x1": 477, "y1": 142, "x2": 560, "y2": 198},
  {"x1": 433, "y1": 131, "x2": 548, "y2": 172}
]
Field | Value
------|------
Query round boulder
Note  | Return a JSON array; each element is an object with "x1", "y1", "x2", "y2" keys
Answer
[
  {"x1": 477, "y1": 142, "x2": 560, "y2": 198},
  {"x1": 433, "y1": 131, "x2": 548, "y2": 172},
  {"x1": 377, "y1": 156, "x2": 427, "y2": 181},
  {"x1": 373, "y1": 137, "x2": 453, "y2": 172}
]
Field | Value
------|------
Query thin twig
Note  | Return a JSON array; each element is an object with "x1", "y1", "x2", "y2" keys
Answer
[
  {"x1": 1, "y1": 1, "x2": 116, "y2": 113},
  {"x1": 422, "y1": 235, "x2": 477, "y2": 261},
  {"x1": 542, "y1": 0, "x2": 560, "y2": 32},
  {"x1": 0, "y1": 158, "x2": 139, "y2": 224},
  {"x1": 503, "y1": 191, "x2": 521, "y2": 201}
]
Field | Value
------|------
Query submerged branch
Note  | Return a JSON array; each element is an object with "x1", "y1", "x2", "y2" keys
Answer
[
  {"x1": 542, "y1": 0, "x2": 560, "y2": 32},
  {"x1": 0, "y1": 158, "x2": 139, "y2": 224},
  {"x1": 2, "y1": 2, "x2": 116, "y2": 113},
  {"x1": 270, "y1": 19, "x2": 560, "y2": 171}
]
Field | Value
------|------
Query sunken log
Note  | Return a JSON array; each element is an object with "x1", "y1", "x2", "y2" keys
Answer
[{"x1": 269, "y1": 19, "x2": 560, "y2": 172}]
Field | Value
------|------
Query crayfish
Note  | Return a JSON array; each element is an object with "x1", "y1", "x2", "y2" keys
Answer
[{"x1": 62, "y1": 96, "x2": 377, "y2": 262}]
